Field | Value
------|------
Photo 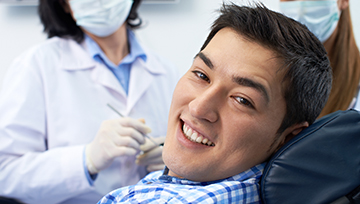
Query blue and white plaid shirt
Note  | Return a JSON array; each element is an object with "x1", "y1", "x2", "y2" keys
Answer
[{"x1": 97, "y1": 163, "x2": 265, "y2": 204}]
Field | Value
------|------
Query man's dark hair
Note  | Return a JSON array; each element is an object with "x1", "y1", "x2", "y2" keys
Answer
[
  {"x1": 38, "y1": 0, "x2": 143, "y2": 43},
  {"x1": 200, "y1": 3, "x2": 332, "y2": 133}
]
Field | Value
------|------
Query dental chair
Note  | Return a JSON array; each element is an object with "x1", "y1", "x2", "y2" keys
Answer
[
  {"x1": 0, "y1": 197, "x2": 22, "y2": 204},
  {"x1": 261, "y1": 109, "x2": 360, "y2": 204}
]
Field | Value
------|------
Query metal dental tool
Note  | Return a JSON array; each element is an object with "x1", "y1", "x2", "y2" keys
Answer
[{"x1": 107, "y1": 103, "x2": 160, "y2": 147}]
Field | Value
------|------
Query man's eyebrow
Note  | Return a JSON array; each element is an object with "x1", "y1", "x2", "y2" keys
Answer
[
  {"x1": 194, "y1": 52, "x2": 214, "y2": 69},
  {"x1": 233, "y1": 77, "x2": 270, "y2": 104}
]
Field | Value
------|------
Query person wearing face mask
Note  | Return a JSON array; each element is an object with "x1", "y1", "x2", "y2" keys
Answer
[
  {"x1": 0, "y1": 0, "x2": 180, "y2": 203},
  {"x1": 279, "y1": 0, "x2": 360, "y2": 118}
]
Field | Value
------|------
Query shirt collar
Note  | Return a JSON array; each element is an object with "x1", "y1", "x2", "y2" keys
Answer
[
  {"x1": 158, "y1": 163, "x2": 266, "y2": 186},
  {"x1": 84, "y1": 28, "x2": 147, "y2": 67}
]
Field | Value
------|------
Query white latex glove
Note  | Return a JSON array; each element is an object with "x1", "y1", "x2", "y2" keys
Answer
[
  {"x1": 136, "y1": 136, "x2": 166, "y2": 172},
  {"x1": 86, "y1": 118, "x2": 151, "y2": 174}
]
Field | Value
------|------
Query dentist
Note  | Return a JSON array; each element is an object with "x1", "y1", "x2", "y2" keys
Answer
[
  {"x1": 279, "y1": 0, "x2": 360, "y2": 117},
  {"x1": 0, "y1": 0, "x2": 179, "y2": 203}
]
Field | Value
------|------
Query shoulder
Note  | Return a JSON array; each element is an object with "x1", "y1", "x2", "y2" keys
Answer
[
  {"x1": 97, "y1": 173, "x2": 261, "y2": 204},
  {"x1": 10, "y1": 37, "x2": 90, "y2": 73},
  {"x1": 14, "y1": 37, "x2": 81, "y2": 63}
]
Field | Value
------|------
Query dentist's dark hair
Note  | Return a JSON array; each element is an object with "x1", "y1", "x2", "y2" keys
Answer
[
  {"x1": 200, "y1": 3, "x2": 332, "y2": 134},
  {"x1": 38, "y1": 0, "x2": 143, "y2": 43}
]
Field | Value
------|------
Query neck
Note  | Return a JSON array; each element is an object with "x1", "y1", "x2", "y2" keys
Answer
[{"x1": 85, "y1": 24, "x2": 129, "y2": 65}]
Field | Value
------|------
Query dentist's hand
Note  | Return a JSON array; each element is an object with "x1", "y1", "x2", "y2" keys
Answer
[
  {"x1": 136, "y1": 136, "x2": 166, "y2": 172},
  {"x1": 85, "y1": 118, "x2": 151, "y2": 175}
]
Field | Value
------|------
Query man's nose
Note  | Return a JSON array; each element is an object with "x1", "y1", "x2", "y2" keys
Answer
[{"x1": 188, "y1": 86, "x2": 222, "y2": 123}]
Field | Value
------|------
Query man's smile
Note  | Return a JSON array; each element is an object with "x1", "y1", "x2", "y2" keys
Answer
[{"x1": 181, "y1": 121, "x2": 215, "y2": 146}]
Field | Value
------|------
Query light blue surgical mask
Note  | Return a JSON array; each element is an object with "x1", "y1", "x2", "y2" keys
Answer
[
  {"x1": 280, "y1": 0, "x2": 340, "y2": 42},
  {"x1": 70, "y1": 0, "x2": 133, "y2": 37}
]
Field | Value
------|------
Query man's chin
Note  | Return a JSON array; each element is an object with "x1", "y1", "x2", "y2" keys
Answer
[{"x1": 167, "y1": 166, "x2": 212, "y2": 182}]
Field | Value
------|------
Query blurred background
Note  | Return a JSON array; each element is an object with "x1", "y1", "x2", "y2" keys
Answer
[{"x1": 0, "y1": 0, "x2": 359, "y2": 89}]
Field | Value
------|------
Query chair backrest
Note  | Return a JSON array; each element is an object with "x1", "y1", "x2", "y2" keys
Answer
[{"x1": 260, "y1": 109, "x2": 360, "y2": 204}]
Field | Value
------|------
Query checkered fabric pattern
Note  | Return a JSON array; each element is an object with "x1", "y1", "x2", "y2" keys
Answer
[{"x1": 97, "y1": 163, "x2": 265, "y2": 204}]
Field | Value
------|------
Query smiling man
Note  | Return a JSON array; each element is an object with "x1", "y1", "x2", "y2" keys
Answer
[{"x1": 98, "y1": 3, "x2": 332, "y2": 204}]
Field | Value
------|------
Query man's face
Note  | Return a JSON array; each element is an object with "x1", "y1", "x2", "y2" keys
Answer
[{"x1": 163, "y1": 28, "x2": 300, "y2": 182}]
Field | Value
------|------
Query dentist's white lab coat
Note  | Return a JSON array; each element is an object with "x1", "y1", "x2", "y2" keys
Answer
[{"x1": 0, "y1": 37, "x2": 179, "y2": 204}]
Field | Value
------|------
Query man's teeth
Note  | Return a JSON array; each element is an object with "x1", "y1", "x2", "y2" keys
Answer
[{"x1": 182, "y1": 124, "x2": 214, "y2": 146}]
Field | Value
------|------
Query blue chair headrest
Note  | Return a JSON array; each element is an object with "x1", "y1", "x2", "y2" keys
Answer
[{"x1": 260, "y1": 109, "x2": 360, "y2": 204}]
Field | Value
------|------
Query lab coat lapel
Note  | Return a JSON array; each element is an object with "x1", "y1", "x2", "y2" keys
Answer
[
  {"x1": 126, "y1": 60, "x2": 154, "y2": 115},
  {"x1": 91, "y1": 64, "x2": 127, "y2": 99},
  {"x1": 59, "y1": 37, "x2": 126, "y2": 99}
]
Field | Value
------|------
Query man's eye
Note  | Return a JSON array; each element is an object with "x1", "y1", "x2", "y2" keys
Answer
[
  {"x1": 235, "y1": 96, "x2": 254, "y2": 108},
  {"x1": 192, "y1": 71, "x2": 210, "y2": 82}
]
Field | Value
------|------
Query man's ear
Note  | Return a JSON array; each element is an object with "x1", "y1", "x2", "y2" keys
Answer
[
  {"x1": 338, "y1": 0, "x2": 349, "y2": 11},
  {"x1": 275, "y1": 121, "x2": 309, "y2": 152}
]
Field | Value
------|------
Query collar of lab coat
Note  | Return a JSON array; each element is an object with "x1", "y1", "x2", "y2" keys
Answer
[{"x1": 58, "y1": 37, "x2": 166, "y2": 75}]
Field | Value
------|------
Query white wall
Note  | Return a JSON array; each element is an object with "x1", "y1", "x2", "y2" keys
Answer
[
  {"x1": 135, "y1": 0, "x2": 278, "y2": 75},
  {"x1": 0, "y1": 0, "x2": 359, "y2": 88},
  {"x1": 0, "y1": 5, "x2": 46, "y2": 87}
]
